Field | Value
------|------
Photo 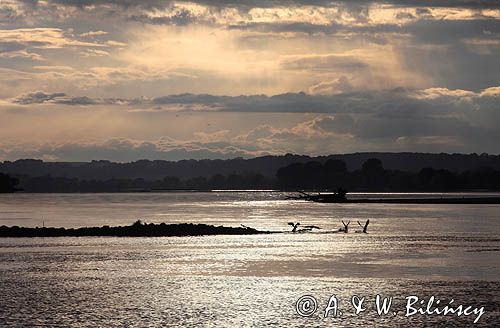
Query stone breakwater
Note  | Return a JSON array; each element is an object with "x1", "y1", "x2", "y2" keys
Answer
[{"x1": 0, "y1": 221, "x2": 268, "y2": 237}]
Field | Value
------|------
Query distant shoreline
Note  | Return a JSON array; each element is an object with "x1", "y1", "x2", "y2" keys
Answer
[
  {"x1": 3, "y1": 189, "x2": 500, "y2": 194},
  {"x1": 2, "y1": 153, "x2": 500, "y2": 193},
  {"x1": 317, "y1": 197, "x2": 500, "y2": 204}
]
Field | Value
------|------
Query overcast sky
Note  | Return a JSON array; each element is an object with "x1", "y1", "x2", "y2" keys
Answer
[{"x1": 0, "y1": 0, "x2": 499, "y2": 161}]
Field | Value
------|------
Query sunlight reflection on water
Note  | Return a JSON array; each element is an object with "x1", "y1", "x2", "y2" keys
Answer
[{"x1": 0, "y1": 192, "x2": 499, "y2": 326}]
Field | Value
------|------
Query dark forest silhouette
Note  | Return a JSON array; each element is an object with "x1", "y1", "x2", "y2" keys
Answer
[
  {"x1": 0, "y1": 173, "x2": 19, "y2": 193},
  {"x1": 10, "y1": 172, "x2": 274, "y2": 192},
  {"x1": 276, "y1": 158, "x2": 500, "y2": 191},
  {"x1": 2, "y1": 153, "x2": 500, "y2": 180},
  {"x1": 1, "y1": 155, "x2": 500, "y2": 193}
]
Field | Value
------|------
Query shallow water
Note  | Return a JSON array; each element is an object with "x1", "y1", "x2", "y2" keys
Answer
[{"x1": 0, "y1": 192, "x2": 499, "y2": 327}]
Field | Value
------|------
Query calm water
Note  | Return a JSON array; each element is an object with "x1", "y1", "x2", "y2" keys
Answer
[{"x1": 0, "y1": 192, "x2": 499, "y2": 327}]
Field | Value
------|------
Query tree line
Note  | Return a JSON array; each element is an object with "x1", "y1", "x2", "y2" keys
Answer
[
  {"x1": 1, "y1": 157, "x2": 500, "y2": 192},
  {"x1": 1, "y1": 172, "x2": 274, "y2": 193},
  {"x1": 0, "y1": 173, "x2": 19, "y2": 193},
  {"x1": 276, "y1": 158, "x2": 500, "y2": 191}
]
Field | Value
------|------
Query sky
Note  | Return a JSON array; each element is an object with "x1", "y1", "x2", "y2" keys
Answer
[{"x1": 0, "y1": 0, "x2": 499, "y2": 162}]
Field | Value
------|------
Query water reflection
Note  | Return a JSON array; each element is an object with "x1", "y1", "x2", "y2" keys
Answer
[{"x1": 0, "y1": 192, "x2": 499, "y2": 326}]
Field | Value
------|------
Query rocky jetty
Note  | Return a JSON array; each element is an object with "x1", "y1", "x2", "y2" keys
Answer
[{"x1": 0, "y1": 220, "x2": 267, "y2": 237}]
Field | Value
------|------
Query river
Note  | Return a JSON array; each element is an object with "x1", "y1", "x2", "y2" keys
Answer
[{"x1": 0, "y1": 192, "x2": 499, "y2": 326}]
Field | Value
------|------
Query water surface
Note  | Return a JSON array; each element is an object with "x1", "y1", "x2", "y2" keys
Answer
[{"x1": 0, "y1": 192, "x2": 499, "y2": 327}]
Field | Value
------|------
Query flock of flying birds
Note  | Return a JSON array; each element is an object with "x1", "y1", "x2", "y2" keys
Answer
[{"x1": 287, "y1": 219, "x2": 370, "y2": 234}]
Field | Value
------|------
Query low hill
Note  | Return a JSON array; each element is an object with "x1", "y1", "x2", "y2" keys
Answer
[{"x1": 1, "y1": 153, "x2": 499, "y2": 180}]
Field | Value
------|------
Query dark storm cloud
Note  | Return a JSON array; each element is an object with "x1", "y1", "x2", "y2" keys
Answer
[
  {"x1": 150, "y1": 89, "x2": 494, "y2": 116},
  {"x1": 230, "y1": 18, "x2": 500, "y2": 39},
  {"x1": 4, "y1": 86, "x2": 500, "y2": 159},
  {"x1": 226, "y1": 22, "x2": 339, "y2": 34},
  {"x1": 12, "y1": 91, "x2": 129, "y2": 105},
  {"x1": 404, "y1": 19, "x2": 500, "y2": 44},
  {"x1": 154, "y1": 92, "x2": 343, "y2": 113},
  {"x1": 393, "y1": 19, "x2": 500, "y2": 91},
  {"x1": 12, "y1": 91, "x2": 67, "y2": 104},
  {"x1": 12, "y1": 88, "x2": 500, "y2": 144},
  {"x1": 19, "y1": 0, "x2": 500, "y2": 9},
  {"x1": 8, "y1": 0, "x2": 500, "y2": 27},
  {"x1": 13, "y1": 87, "x2": 499, "y2": 116},
  {"x1": 129, "y1": 9, "x2": 198, "y2": 26}
]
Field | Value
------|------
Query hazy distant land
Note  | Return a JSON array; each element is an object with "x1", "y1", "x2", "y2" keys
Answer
[{"x1": 1, "y1": 152, "x2": 499, "y2": 192}]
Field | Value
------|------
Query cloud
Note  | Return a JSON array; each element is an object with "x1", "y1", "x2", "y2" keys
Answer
[
  {"x1": 15, "y1": 1, "x2": 500, "y2": 10},
  {"x1": 11, "y1": 91, "x2": 130, "y2": 105},
  {"x1": 2, "y1": 100, "x2": 495, "y2": 162},
  {"x1": 281, "y1": 54, "x2": 368, "y2": 72},
  {"x1": 0, "y1": 114, "x2": 360, "y2": 162},
  {"x1": 0, "y1": 137, "x2": 263, "y2": 162},
  {"x1": 1, "y1": 1, "x2": 499, "y2": 96},
  {"x1": 7, "y1": 1, "x2": 500, "y2": 30},
  {"x1": 9, "y1": 85, "x2": 500, "y2": 114},
  {"x1": 0, "y1": 28, "x2": 103, "y2": 48},
  {"x1": 129, "y1": 7, "x2": 203, "y2": 26},
  {"x1": 1, "y1": 86, "x2": 500, "y2": 160},
  {"x1": 0, "y1": 0, "x2": 499, "y2": 160},
  {"x1": 0, "y1": 41, "x2": 26, "y2": 53},
  {"x1": 0, "y1": 49, "x2": 43, "y2": 60},
  {"x1": 0, "y1": 40, "x2": 44, "y2": 60},
  {"x1": 81, "y1": 49, "x2": 110, "y2": 57},
  {"x1": 309, "y1": 76, "x2": 354, "y2": 94},
  {"x1": 480, "y1": 86, "x2": 500, "y2": 96},
  {"x1": 80, "y1": 30, "x2": 108, "y2": 37},
  {"x1": 32, "y1": 65, "x2": 74, "y2": 71},
  {"x1": 5, "y1": 85, "x2": 499, "y2": 154},
  {"x1": 12, "y1": 91, "x2": 67, "y2": 104},
  {"x1": 0, "y1": 27, "x2": 124, "y2": 65},
  {"x1": 0, "y1": 27, "x2": 127, "y2": 66}
]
